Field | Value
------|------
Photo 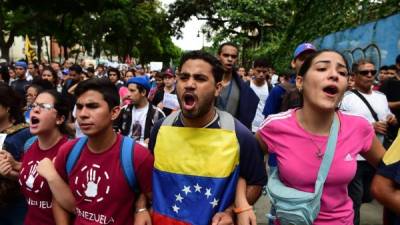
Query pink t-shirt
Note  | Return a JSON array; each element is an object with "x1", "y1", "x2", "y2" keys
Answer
[
  {"x1": 20, "y1": 136, "x2": 68, "y2": 225},
  {"x1": 54, "y1": 134, "x2": 154, "y2": 225},
  {"x1": 259, "y1": 109, "x2": 374, "y2": 225}
]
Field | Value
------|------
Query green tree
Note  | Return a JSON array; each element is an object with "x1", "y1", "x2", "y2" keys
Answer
[
  {"x1": 168, "y1": 0, "x2": 400, "y2": 71},
  {"x1": 0, "y1": 1, "x2": 30, "y2": 61}
]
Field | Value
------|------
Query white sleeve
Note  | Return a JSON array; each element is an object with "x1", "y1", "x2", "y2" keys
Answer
[{"x1": 339, "y1": 93, "x2": 353, "y2": 112}]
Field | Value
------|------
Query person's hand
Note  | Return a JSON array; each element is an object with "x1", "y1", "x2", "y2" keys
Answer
[
  {"x1": 0, "y1": 157, "x2": 12, "y2": 176},
  {"x1": 373, "y1": 121, "x2": 387, "y2": 135},
  {"x1": 36, "y1": 157, "x2": 58, "y2": 181},
  {"x1": 133, "y1": 209, "x2": 152, "y2": 225},
  {"x1": 211, "y1": 211, "x2": 234, "y2": 225},
  {"x1": 387, "y1": 115, "x2": 398, "y2": 126},
  {"x1": 0, "y1": 150, "x2": 18, "y2": 170},
  {"x1": 236, "y1": 209, "x2": 257, "y2": 225}
]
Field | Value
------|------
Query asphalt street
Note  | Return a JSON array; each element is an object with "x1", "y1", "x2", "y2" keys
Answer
[{"x1": 254, "y1": 195, "x2": 383, "y2": 225}]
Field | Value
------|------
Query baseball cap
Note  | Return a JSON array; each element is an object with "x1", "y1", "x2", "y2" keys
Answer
[
  {"x1": 135, "y1": 65, "x2": 143, "y2": 70},
  {"x1": 15, "y1": 61, "x2": 27, "y2": 69},
  {"x1": 163, "y1": 68, "x2": 174, "y2": 77},
  {"x1": 127, "y1": 76, "x2": 150, "y2": 91},
  {"x1": 62, "y1": 68, "x2": 69, "y2": 75},
  {"x1": 293, "y1": 43, "x2": 316, "y2": 59}
]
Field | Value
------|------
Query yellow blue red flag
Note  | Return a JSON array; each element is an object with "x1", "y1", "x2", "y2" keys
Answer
[{"x1": 152, "y1": 126, "x2": 239, "y2": 225}]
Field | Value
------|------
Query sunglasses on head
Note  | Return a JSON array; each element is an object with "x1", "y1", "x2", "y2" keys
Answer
[{"x1": 358, "y1": 70, "x2": 377, "y2": 76}]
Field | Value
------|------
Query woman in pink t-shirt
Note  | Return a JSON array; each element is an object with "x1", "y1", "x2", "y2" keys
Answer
[
  {"x1": 256, "y1": 50, "x2": 385, "y2": 225},
  {"x1": 0, "y1": 89, "x2": 73, "y2": 225}
]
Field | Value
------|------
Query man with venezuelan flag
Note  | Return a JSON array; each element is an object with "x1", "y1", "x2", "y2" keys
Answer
[
  {"x1": 149, "y1": 51, "x2": 267, "y2": 225},
  {"x1": 372, "y1": 132, "x2": 400, "y2": 224}
]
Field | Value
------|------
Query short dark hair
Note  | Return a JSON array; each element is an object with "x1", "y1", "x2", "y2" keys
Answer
[
  {"x1": 217, "y1": 42, "x2": 238, "y2": 55},
  {"x1": 74, "y1": 78, "x2": 120, "y2": 110},
  {"x1": 41, "y1": 66, "x2": 58, "y2": 86},
  {"x1": 0, "y1": 65, "x2": 9, "y2": 84},
  {"x1": 136, "y1": 85, "x2": 148, "y2": 96},
  {"x1": 387, "y1": 65, "x2": 397, "y2": 71},
  {"x1": 179, "y1": 51, "x2": 225, "y2": 83},
  {"x1": 154, "y1": 71, "x2": 163, "y2": 79},
  {"x1": 253, "y1": 58, "x2": 270, "y2": 68},
  {"x1": 69, "y1": 64, "x2": 82, "y2": 74},
  {"x1": 38, "y1": 89, "x2": 72, "y2": 137},
  {"x1": 87, "y1": 67, "x2": 95, "y2": 73},
  {"x1": 298, "y1": 50, "x2": 349, "y2": 77},
  {"x1": 0, "y1": 83, "x2": 24, "y2": 124},
  {"x1": 396, "y1": 54, "x2": 400, "y2": 64},
  {"x1": 108, "y1": 67, "x2": 121, "y2": 80},
  {"x1": 27, "y1": 79, "x2": 54, "y2": 93},
  {"x1": 380, "y1": 65, "x2": 388, "y2": 71}
]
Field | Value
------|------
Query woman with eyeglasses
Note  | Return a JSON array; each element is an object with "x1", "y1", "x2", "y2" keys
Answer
[
  {"x1": 24, "y1": 79, "x2": 55, "y2": 123},
  {"x1": 0, "y1": 89, "x2": 73, "y2": 225}
]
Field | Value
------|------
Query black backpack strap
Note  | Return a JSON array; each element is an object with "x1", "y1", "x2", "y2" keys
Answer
[
  {"x1": 351, "y1": 89, "x2": 379, "y2": 122},
  {"x1": 267, "y1": 82, "x2": 273, "y2": 92},
  {"x1": 144, "y1": 105, "x2": 156, "y2": 140}
]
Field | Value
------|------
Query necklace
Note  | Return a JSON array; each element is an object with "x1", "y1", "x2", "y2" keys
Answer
[{"x1": 308, "y1": 137, "x2": 327, "y2": 159}]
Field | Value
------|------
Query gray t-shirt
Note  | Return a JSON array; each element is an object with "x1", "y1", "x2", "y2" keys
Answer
[{"x1": 216, "y1": 79, "x2": 240, "y2": 116}]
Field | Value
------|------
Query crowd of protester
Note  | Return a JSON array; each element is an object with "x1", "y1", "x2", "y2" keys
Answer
[{"x1": 0, "y1": 43, "x2": 399, "y2": 225}]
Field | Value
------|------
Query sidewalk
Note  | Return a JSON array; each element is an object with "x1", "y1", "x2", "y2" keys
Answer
[{"x1": 254, "y1": 195, "x2": 383, "y2": 225}]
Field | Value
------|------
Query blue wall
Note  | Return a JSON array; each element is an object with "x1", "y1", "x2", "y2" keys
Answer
[{"x1": 313, "y1": 13, "x2": 400, "y2": 68}]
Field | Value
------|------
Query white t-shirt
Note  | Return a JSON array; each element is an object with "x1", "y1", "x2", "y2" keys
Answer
[
  {"x1": 72, "y1": 105, "x2": 84, "y2": 138},
  {"x1": 270, "y1": 74, "x2": 279, "y2": 86},
  {"x1": 340, "y1": 90, "x2": 393, "y2": 160},
  {"x1": 129, "y1": 103, "x2": 149, "y2": 146},
  {"x1": 250, "y1": 81, "x2": 269, "y2": 132}
]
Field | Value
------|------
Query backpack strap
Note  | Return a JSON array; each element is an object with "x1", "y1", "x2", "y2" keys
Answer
[
  {"x1": 215, "y1": 109, "x2": 235, "y2": 131},
  {"x1": 144, "y1": 105, "x2": 156, "y2": 140},
  {"x1": 162, "y1": 110, "x2": 180, "y2": 126},
  {"x1": 66, "y1": 137, "x2": 88, "y2": 175},
  {"x1": 24, "y1": 136, "x2": 38, "y2": 152},
  {"x1": 350, "y1": 89, "x2": 379, "y2": 122},
  {"x1": 120, "y1": 136, "x2": 138, "y2": 192}
]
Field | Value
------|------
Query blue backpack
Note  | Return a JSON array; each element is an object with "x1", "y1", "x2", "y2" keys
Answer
[{"x1": 23, "y1": 136, "x2": 138, "y2": 192}]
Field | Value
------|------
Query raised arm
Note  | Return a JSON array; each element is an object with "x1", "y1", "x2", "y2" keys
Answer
[{"x1": 37, "y1": 158, "x2": 75, "y2": 212}]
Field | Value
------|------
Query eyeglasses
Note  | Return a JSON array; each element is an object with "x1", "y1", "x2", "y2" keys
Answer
[
  {"x1": 358, "y1": 70, "x2": 377, "y2": 76},
  {"x1": 31, "y1": 103, "x2": 55, "y2": 111}
]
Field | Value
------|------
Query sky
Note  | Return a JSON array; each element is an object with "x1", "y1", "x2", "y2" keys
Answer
[{"x1": 160, "y1": 0, "x2": 211, "y2": 51}]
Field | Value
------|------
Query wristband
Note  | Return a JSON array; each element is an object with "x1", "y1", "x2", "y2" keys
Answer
[
  {"x1": 135, "y1": 208, "x2": 148, "y2": 214},
  {"x1": 233, "y1": 206, "x2": 253, "y2": 214}
]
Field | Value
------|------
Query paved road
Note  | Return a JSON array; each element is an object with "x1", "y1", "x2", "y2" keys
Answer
[{"x1": 254, "y1": 195, "x2": 383, "y2": 225}]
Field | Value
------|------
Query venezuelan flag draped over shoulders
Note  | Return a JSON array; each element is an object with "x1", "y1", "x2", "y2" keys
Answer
[{"x1": 153, "y1": 125, "x2": 240, "y2": 225}]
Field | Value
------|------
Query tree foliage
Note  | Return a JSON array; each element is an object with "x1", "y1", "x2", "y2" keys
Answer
[
  {"x1": 0, "y1": 0, "x2": 182, "y2": 64},
  {"x1": 168, "y1": 0, "x2": 400, "y2": 71}
]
